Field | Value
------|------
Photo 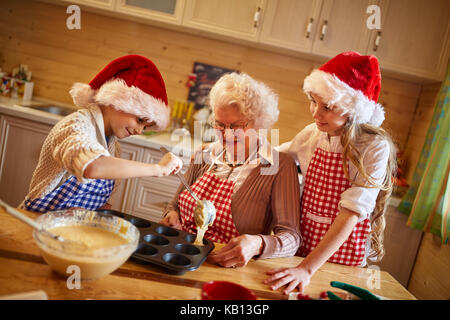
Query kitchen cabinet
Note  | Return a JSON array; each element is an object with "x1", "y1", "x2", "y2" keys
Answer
[
  {"x1": 109, "y1": 142, "x2": 189, "y2": 223},
  {"x1": 367, "y1": 0, "x2": 450, "y2": 81},
  {"x1": 259, "y1": 0, "x2": 323, "y2": 52},
  {"x1": 260, "y1": 0, "x2": 375, "y2": 58},
  {"x1": 115, "y1": 0, "x2": 186, "y2": 25},
  {"x1": 373, "y1": 204, "x2": 423, "y2": 287},
  {"x1": 259, "y1": 0, "x2": 374, "y2": 58},
  {"x1": 182, "y1": 0, "x2": 266, "y2": 41},
  {"x1": 53, "y1": 0, "x2": 450, "y2": 81},
  {"x1": 62, "y1": 0, "x2": 116, "y2": 10},
  {"x1": 310, "y1": 0, "x2": 375, "y2": 58},
  {"x1": 61, "y1": 0, "x2": 185, "y2": 25},
  {"x1": 0, "y1": 115, "x2": 52, "y2": 207},
  {"x1": 109, "y1": 141, "x2": 145, "y2": 213},
  {"x1": 110, "y1": 144, "x2": 186, "y2": 222}
]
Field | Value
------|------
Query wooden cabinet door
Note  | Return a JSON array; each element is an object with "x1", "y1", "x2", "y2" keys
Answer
[
  {"x1": 131, "y1": 175, "x2": 180, "y2": 222},
  {"x1": 311, "y1": 0, "x2": 375, "y2": 58},
  {"x1": 182, "y1": 0, "x2": 265, "y2": 41},
  {"x1": 374, "y1": 205, "x2": 423, "y2": 287},
  {"x1": 259, "y1": 0, "x2": 323, "y2": 52},
  {"x1": 115, "y1": 0, "x2": 186, "y2": 25},
  {"x1": 367, "y1": 0, "x2": 450, "y2": 81},
  {"x1": 62, "y1": 0, "x2": 116, "y2": 10},
  {"x1": 109, "y1": 141, "x2": 145, "y2": 213},
  {"x1": 130, "y1": 148, "x2": 182, "y2": 222},
  {"x1": 0, "y1": 115, "x2": 52, "y2": 207}
]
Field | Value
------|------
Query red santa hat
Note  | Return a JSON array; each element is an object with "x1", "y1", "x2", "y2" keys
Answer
[
  {"x1": 303, "y1": 51, "x2": 385, "y2": 127},
  {"x1": 69, "y1": 54, "x2": 170, "y2": 130}
]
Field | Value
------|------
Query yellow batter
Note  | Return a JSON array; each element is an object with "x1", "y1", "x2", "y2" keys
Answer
[
  {"x1": 194, "y1": 200, "x2": 208, "y2": 229},
  {"x1": 194, "y1": 200, "x2": 212, "y2": 245},
  {"x1": 49, "y1": 225, "x2": 129, "y2": 248},
  {"x1": 36, "y1": 225, "x2": 135, "y2": 280}
]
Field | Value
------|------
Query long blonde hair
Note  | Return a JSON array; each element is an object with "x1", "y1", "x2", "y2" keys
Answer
[{"x1": 340, "y1": 121, "x2": 397, "y2": 261}]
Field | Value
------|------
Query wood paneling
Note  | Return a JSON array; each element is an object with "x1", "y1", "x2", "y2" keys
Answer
[
  {"x1": 0, "y1": 115, "x2": 52, "y2": 207},
  {"x1": 403, "y1": 83, "x2": 441, "y2": 182},
  {"x1": 0, "y1": 0, "x2": 425, "y2": 174},
  {"x1": 402, "y1": 81, "x2": 449, "y2": 300},
  {"x1": 408, "y1": 233, "x2": 450, "y2": 299}
]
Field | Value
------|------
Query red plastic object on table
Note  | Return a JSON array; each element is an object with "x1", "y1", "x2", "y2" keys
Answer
[
  {"x1": 201, "y1": 281, "x2": 257, "y2": 300},
  {"x1": 296, "y1": 293, "x2": 311, "y2": 300}
]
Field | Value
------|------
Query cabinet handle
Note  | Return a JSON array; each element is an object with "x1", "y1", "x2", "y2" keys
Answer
[
  {"x1": 319, "y1": 20, "x2": 328, "y2": 40},
  {"x1": 373, "y1": 31, "x2": 382, "y2": 51},
  {"x1": 305, "y1": 18, "x2": 314, "y2": 39},
  {"x1": 253, "y1": 7, "x2": 261, "y2": 28}
]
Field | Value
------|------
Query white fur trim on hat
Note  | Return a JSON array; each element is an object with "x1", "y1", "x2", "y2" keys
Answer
[
  {"x1": 70, "y1": 79, "x2": 170, "y2": 130},
  {"x1": 70, "y1": 82, "x2": 96, "y2": 108},
  {"x1": 303, "y1": 70, "x2": 385, "y2": 126}
]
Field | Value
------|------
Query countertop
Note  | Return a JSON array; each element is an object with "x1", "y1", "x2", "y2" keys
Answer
[
  {"x1": 0, "y1": 208, "x2": 416, "y2": 300},
  {"x1": 0, "y1": 96, "x2": 202, "y2": 158}
]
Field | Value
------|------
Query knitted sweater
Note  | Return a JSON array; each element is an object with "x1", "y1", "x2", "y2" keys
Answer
[{"x1": 20, "y1": 104, "x2": 119, "y2": 208}]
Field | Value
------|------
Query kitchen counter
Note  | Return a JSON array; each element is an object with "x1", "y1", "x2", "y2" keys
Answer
[
  {"x1": 0, "y1": 208, "x2": 416, "y2": 300},
  {"x1": 0, "y1": 96, "x2": 202, "y2": 158}
]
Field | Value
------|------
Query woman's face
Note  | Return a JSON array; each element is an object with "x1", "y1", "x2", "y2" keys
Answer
[
  {"x1": 103, "y1": 107, "x2": 154, "y2": 139},
  {"x1": 309, "y1": 92, "x2": 348, "y2": 136},
  {"x1": 213, "y1": 104, "x2": 256, "y2": 159}
]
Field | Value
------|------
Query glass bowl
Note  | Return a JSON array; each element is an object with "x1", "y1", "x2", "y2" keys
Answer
[{"x1": 33, "y1": 209, "x2": 139, "y2": 280}]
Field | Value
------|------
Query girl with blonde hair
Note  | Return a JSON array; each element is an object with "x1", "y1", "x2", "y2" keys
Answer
[{"x1": 265, "y1": 52, "x2": 397, "y2": 294}]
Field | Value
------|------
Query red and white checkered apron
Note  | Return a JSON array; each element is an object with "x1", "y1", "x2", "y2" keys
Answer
[
  {"x1": 298, "y1": 148, "x2": 371, "y2": 266},
  {"x1": 178, "y1": 171, "x2": 240, "y2": 244}
]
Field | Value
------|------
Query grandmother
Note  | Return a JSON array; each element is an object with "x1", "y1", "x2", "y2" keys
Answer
[{"x1": 160, "y1": 72, "x2": 301, "y2": 268}]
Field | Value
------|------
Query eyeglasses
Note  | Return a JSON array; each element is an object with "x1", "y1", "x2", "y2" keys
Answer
[{"x1": 213, "y1": 121, "x2": 249, "y2": 130}]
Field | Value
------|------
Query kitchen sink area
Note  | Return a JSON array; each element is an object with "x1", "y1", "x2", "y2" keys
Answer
[{"x1": 24, "y1": 103, "x2": 76, "y2": 116}]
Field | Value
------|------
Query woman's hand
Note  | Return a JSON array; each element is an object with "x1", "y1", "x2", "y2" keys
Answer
[
  {"x1": 157, "y1": 152, "x2": 183, "y2": 176},
  {"x1": 264, "y1": 265, "x2": 312, "y2": 295},
  {"x1": 208, "y1": 234, "x2": 263, "y2": 268},
  {"x1": 159, "y1": 211, "x2": 182, "y2": 229}
]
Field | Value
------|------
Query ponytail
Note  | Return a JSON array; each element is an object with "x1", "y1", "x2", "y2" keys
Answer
[{"x1": 340, "y1": 122, "x2": 397, "y2": 261}]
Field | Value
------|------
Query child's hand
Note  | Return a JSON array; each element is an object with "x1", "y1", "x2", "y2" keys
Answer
[
  {"x1": 264, "y1": 266, "x2": 312, "y2": 295},
  {"x1": 159, "y1": 211, "x2": 182, "y2": 229},
  {"x1": 157, "y1": 152, "x2": 183, "y2": 176}
]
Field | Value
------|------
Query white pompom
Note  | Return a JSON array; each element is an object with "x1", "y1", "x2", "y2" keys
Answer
[
  {"x1": 69, "y1": 83, "x2": 95, "y2": 107},
  {"x1": 369, "y1": 103, "x2": 385, "y2": 127}
]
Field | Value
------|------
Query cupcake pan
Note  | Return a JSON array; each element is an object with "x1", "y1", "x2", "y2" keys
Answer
[{"x1": 96, "y1": 209, "x2": 214, "y2": 275}]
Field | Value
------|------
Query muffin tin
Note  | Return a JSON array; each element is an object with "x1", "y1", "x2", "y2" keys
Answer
[{"x1": 96, "y1": 209, "x2": 215, "y2": 275}]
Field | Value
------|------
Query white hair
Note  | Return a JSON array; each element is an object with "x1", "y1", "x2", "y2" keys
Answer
[{"x1": 208, "y1": 72, "x2": 279, "y2": 129}]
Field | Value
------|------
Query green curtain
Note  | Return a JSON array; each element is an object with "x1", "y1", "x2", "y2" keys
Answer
[{"x1": 397, "y1": 63, "x2": 450, "y2": 244}]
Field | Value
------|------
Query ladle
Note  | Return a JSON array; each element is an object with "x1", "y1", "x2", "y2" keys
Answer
[{"x1": 159, "y1": 147, "x2": 217, "y2": 243}]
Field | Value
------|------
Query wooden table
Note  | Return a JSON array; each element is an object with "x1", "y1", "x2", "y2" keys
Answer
[{"x1": 0, "y1": 208, "x2": 416, "y2": 300}]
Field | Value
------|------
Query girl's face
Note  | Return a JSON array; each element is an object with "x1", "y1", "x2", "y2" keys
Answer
[
  {"x1": 103, "y1": 107, "x2": 154, "y2": 139},
  {"x1": 309, "y1": 92, "x2": 349, "y2": 136}
]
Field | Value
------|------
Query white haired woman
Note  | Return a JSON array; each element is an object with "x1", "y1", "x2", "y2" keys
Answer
[{"x1": 160, "y1": 72, "x2": 302, "y2": 268}]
